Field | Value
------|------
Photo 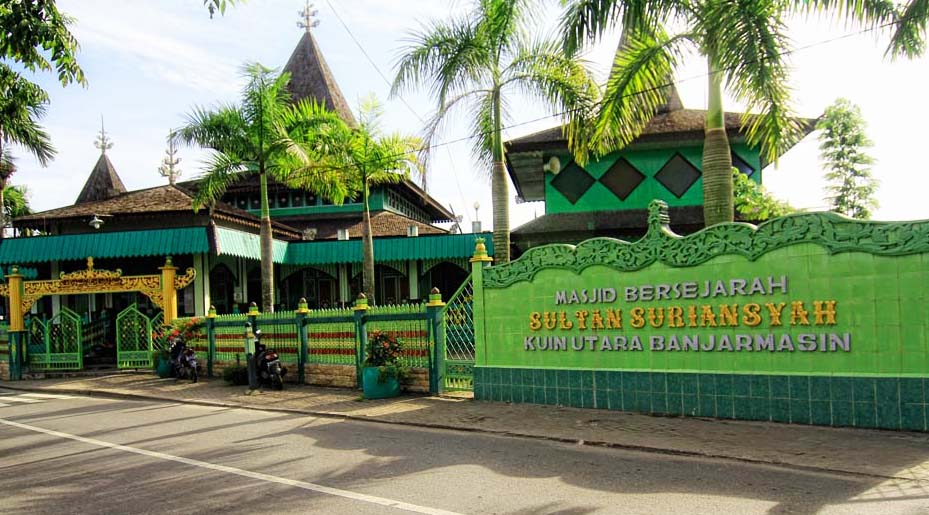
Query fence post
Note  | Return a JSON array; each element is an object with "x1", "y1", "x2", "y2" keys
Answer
[
  {"x1": 470, "y1": 238, "x2": 493, "y2": 371},
  {"x1": 206, "y1": 305, "x2": 216, "y2": 378},
  {"x1": 352, "y1": 293, "x2": 369, "y2": 389},
  {"x1": 9, "y1": 331, "x2": 23, "y2": 380},
  {"x1": 246, "y1": 302, "x2": 260, "y2": 390},
  {"x1": 296, "y1": 297, "x2": 310, "y2": 385},
  {"x1": 247, "y1": 301, "x2": 260, "y2": 333},
  {"x1": 426, "y1": 287, "x2": 446, "y2": 395}
]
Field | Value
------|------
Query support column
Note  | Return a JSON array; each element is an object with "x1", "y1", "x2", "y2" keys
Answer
[
  {"x1": 160, "y1": 256, "x2": 178, "y2": 324},
  {"x1": 193, "y1": 253, "x2": 207, "y2": 317},
  {"x1": 7, "y1": 266, "x2": 24, "y2": 380},
  {"x1": 51, "y1": 261, "x2": 61, "y2": 316},
  {"x1": 239, "y1": 258, "x2": 248, "y2": 307},
  {"x1": 408, "y1": 260, "x2": 419, "y2": 301},
  {"x1": 426, "y1": 287, "x2": 446, "y2": 394},
  {"x1": 338, "y1": 264, "x2": 349, "y2": 305},
  {"x1": 469, "y1": 238, "x2": 493, "y2": 367}
]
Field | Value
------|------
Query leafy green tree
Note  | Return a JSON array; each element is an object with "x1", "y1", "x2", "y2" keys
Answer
[
  {"x1": 561, "y1": 0, "x2": 816, "y2": 227},
  {"x1": 732, "y1": 168, "x2": 794, "y2": 221},
  {"x1": 0, "y1": 68, "x2": 53, "y2": 239},
  {"x1": 391, "y1": 0, "x2": 600, "y2": 263},
  {"x1": 177, "y1": 63, "x2": 351, "y2": 312},
  {"x1": 817, "y1": 98, "x2": 878, "y2": 219},
  {"x1": 306, "y1": 96, "x2": 421, "y2": 303},
  {"x1": 0, "y1": 1, "x2": 85, "y2": 88}
]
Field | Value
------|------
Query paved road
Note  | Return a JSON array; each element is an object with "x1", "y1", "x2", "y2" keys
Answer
[{"x1": 1, "y1": 388, "x2": 928, "y2": 514}]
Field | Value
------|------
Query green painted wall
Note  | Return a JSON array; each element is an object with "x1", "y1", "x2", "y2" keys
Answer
[
  {"x1": 471, "y1": 202, "x2": 929, "y2": 430},
  {"x1": 544, "y1": 143, "x2": 761, "y2": 214},
  {"x1": 479, "y1": 245, "x2": 928, "y2": 376}
]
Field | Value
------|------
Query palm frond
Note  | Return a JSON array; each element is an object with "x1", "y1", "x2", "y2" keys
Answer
[
  {"x1": 192, "y1": 151, "x2": 251, "y2": 211},
  {"x1": 794, "y1": 0, "x2": 899, "y2": 27},
  {"x1": 889, "y1": 0, "x2": 929, "y2": 58},
  {"x1": 0, "y1": 64, "x2": 56, "y2": 166},
  {"x1": 704, "y1": 0, "x2": 803, "y2": 163},
  {"x1": 559, "y1": 0, "x2": 683, "y2": 55},
  {"x1": 504, "y1": 38, "x2": 601, "y2": 163},
  {"x1": 594, "y1": 28, "x2": 690, "y2": 154},
  {"x1": 391, "y1": 16, "x2": 489, "y2": 107},
  {"x1": 469, "y1": 91, "x2": 499, "y2": 173},
  {"x1": 475, "y1": 0, "x2": 535, "y2": 57}
]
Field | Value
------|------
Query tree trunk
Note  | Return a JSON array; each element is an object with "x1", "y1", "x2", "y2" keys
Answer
[
  {"x1": 362, "y1": 184, "x2": 376, "y2": 304},
  {"x1": 491, "y1": 89, "x2": 510, "y2": 263},
  {"x1": 259, "y1": 172, "x2": 275, "y2": 313},
  {"x1": 702, "y1": 55, "x2": 733, "y2": 227},
  {"x1": 0, "y1": 179, "x2": 6, "y2": 241}
]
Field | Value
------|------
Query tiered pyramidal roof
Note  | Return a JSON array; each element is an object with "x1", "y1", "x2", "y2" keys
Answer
[{"x1": 283, "y1": 31, "x2": 357, "y2": 127}]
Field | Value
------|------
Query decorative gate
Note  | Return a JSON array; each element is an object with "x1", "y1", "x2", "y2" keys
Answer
[
  {"x1": 442, "y1": 274, "x2": 474, "y2": 391},
  {"x1": 26, "y1": 308, "x2": 83, "y2": 371},
  {"x1": 116, "y1": 304, "x2": 154, "y2": 369}
]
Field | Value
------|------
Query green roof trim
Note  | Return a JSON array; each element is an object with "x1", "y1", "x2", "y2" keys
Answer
[
  {"x1": 286, "y1": 232, "x2": 495, "y2": 265},
  {"x1": 214, "y1": 227, "x2": 288, "y2": 263},
  {"x1": 0, "y1": 227, "x2": 209, "y2": 264}
]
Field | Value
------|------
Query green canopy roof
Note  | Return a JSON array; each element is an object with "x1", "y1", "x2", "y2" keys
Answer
[
  {"x1": 0, "y1": 227, "x2": 210, "y2": 264},
  {"x1": 286, "y1": 232, "x2": 494, "y2": 265},
  {"x1": 214, "y1": 227, "x2": 288, "y2": 263}
]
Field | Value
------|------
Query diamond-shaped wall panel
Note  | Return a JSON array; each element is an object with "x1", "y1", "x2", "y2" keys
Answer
[
  {"x1": 550, "y1": 161, "x2": 595, "y2": 204},
  {"x1": 599, "y1": 158, "x2": 645, "y2": 201},
  {"x1": 655, "y1": 154, "x2": 701, "y2": 198},
  {"x1": 732, "y1": 152, "x2": 755, "y2": 176}
]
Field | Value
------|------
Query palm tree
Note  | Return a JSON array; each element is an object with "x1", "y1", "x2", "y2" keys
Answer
[
  {"x1": 0, "y1": 66, "x2": 55, "y2": 239},
  {"x1": 560, "y1": 0, "x2": 815, "y2": 226},
  {"x1": 391, "y1": 0, "x2": 600, "y2": 263},
  {"x1": 177, "y1": 63, "x2": 351, "y2": 312},
  {"x1": 300, "y1": 96, "x2": 422, "y2": 303}
]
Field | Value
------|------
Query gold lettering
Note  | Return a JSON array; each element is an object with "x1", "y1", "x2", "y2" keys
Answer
[
  {"x1": 606, "y1": 308, "x2": 622, "y2": 329},
  {"x1": 790, "y1": 301, "x2": 810, "y2": 326},
  {"x1": 559, "y1": 311, "x2": 574, "y2": 329},
  {"x1": 668, "y1": 306, "x2": 684, "y2": 328},
  {"x1": 647, "y1": 307, "x2": 665, "y2": 328},
  {"x1": 700, "y1": 305, "x2": 717, "y2": 327},
  {"x1": 687, "y1": 305, "x2": 698, "y2": 327},
  {"x1": 718, "y1": 304, "x2": 739, "y2": 327},
  {"x1": 813, "y1": 300, "x2": 837, "y2": 325},
  {"x1": 529, "y1": 312, "x2": 541, "y2": 331},
  {"x1": 631, "y1": 307, "x2": 645, "y2": 329},
  {"x1": 544, "y1": 312, "x2": 558, "y2": 330},
  {"x1": 765, "y1": 302, "x2": 786, "y2": 326},
  {"x1": 742, "y1": 303, "x2": 762, "y2": 327},
  {"x1": 575, "y1": 310, "x2": 589, "y2": 330},
  {"x1": 590, "y1": 310, "x2": 605, "y2": 330}
]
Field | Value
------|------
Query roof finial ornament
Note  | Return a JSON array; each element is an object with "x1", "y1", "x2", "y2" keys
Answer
[
  {"x1": 159, "y1": 130, "x2": 182, "y2": 186},
  {"x1": 298, "y1": 1, "x2": 319, "y2": 33},
  {"x1": 94, "y1": 116, "x2": 113, "y2": 155}
]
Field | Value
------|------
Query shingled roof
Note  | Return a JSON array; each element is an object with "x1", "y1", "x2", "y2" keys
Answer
[
  {"x1": 75, "y1": 153, "x2": 127, "y2": 204},
  {"x1": 283, "y1": 31, "x2": 357, "y2": 127},
  {"x1": 14, "y1": 184, "x2": 302, "y2": 238}
]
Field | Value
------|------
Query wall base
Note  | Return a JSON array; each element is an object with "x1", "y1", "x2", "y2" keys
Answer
[{"x1": 475, "y1": 368, "x2": 929, "y2": 432}]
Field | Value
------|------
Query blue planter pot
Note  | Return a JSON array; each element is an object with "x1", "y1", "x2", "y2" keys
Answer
[
  {"x1": 156, "y1": 355, "x2": 173, "y2": 378},
  {"x1": 362, "y1": 366, "x2": 400, "y2": 399}
]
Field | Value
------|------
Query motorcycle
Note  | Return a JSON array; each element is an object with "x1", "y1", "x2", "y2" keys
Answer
[
  {"x1": 169, "y1": 335, "x2": 199, "y2": 383},
  {"x1": 253, "y1": 330, "x2": 286, "y2": 390}
]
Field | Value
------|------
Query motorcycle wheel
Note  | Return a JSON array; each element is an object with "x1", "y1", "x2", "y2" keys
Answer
[{"x1": 272, "y1": 373, "x2": 283, "y2": 391}]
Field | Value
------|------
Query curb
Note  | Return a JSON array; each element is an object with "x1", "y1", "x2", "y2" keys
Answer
[{"x1": 2, "y1": 384, "x2": 919, "y2": 483}]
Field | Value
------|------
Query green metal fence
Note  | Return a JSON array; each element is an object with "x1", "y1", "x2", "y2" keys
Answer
[
  {"x1": 306, "y1": 307, "x2": 356, "y2": 365},
  {"x1": 366, "y1": 303, "x2": 432, "y2": 369},
  {"x1": 212, "y1": 313, "x2": 249, "y2": 363},
  {"x1": 0, "y1": 322, "x2": 9, "y2": 364}
]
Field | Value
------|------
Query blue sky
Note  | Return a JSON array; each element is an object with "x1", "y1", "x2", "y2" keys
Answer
[{"x1": 10, "y1": 0, "x2": 929, "y2": 228}]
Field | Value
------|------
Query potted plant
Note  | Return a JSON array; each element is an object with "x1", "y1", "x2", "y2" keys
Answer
[{"x1": 362, "y1": 330, "x2": 406, "y2": 399}]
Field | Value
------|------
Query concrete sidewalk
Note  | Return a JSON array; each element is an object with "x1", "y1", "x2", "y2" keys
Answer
[{"x1": 5, "y1": 373, "x2": 929, "y2": 482}]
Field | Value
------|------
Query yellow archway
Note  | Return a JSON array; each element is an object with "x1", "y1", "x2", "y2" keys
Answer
[{"x1": 0, "y1": 256, "x2": 195, "y2": 331}]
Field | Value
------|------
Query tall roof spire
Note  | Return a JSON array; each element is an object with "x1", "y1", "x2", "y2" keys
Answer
[
  {"x1": 298, "y1": 1, "x2": 319, "y2": 33},
  {"x1": 283, "y1": 9, "x2": 357, "y2": 126},
  {"x1": 159, "y1": 130, "x2": 182, "y2": 186},
  {"x1": 94, "y1": 116, "x2": 113, "y2": 155}
]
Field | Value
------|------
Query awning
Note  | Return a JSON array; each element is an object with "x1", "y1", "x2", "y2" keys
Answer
[
  {"x1": 286, "y1": 232, "x2": 494, "y2": 265},
  {"x1": 0, "y1": 227, "x2": 210, "y2": 264},
  {"x1": 213, "y1": 227, "x2": 288, "y2": 263}
]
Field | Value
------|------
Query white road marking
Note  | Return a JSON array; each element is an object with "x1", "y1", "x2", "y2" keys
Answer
[
  {"x1": 0, "y1": 403, "x2": 9, "y2": 408},
  {"x1": 0, "y1": 396, "x2": 43, "y2": 404},
  {"x1": 18, "y1": 393, "x2": 75, "y2": 399},
  {"x1": 0, "y1": 417, "x2": 464, "y2": 515}
]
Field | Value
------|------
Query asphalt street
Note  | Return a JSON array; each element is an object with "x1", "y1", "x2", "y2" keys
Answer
[{"x1": 1, "y1": 388, "x2": 928, "y2": 514}]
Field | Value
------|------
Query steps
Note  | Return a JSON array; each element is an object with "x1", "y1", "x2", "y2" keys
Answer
[{"x1": 23, "y1": 367, "x2": 151, "y2": 380}]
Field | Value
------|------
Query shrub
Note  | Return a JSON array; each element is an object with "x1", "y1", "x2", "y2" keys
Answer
[
  {"x1": 364, "y1": 331, "x2": 409, "y2": 383},
  {"x1": 223, "y1": 364, "x2": 249, "y2": 385}
]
